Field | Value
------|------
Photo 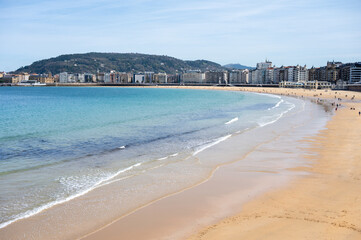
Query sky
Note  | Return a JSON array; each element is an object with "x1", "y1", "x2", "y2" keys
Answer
[{"x1": 0, "y1": 0, "x2": 360, "y2": 71}]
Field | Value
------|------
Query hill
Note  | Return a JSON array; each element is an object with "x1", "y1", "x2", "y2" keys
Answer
[
  {"x1": 15, "y1": 53, "x2": 226, "y2": 74},
  {"x1": 223, "y1": 63, "x2": 254, "y2": 70}
]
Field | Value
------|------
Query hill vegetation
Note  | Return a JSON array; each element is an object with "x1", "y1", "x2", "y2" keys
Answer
[
  {"x1": 15, "y1": 53, "x2": 226, "y2": 74},
  {"x1": 223, "y1": 63, "x2": 254, "y2": 70}
]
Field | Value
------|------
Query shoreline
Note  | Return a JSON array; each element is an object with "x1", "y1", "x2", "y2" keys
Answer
[
  {"x1": 1, "y1": 86, "x2": 360, "y2": 239},
  {"x1": 187, "y1": 89, "x2": 361, "y2": 239},
  {"x1": 79, "y1": 87, "x2": 340, "y2": 240},
  {"x1": 81, "y1": 96, "x2": 327, "y2": 240},
  {"x1": 81, "y1": 87, "x2": 361, "y2": 240}
]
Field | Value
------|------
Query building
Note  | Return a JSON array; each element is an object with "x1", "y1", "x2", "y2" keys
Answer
[
  {"x1": 265, "y1": 68, "x2": 274, "y2": 83},
  {"x1": 0, "y1": 74, "x2": 15, "y2": 83},
  {"x1": 144, "y1": 72, "x2": 154, "y2": 83},
  {"x1": 205, "y1": 71, "x2": 227, "y2": 84},
  {"x1": 167, "y1": 74, "x2": 181, "y2": 84},
  {"x1": 250, "y1": 60, "x2": 273, "y2": 84},
  {"x1": 294, "y1": 65, "x2": 308, "y2": 82},
  {"x1": 84, "y1": 73, "x2": 95, "y2": 83},
  {"x1": 241, "y1": 69, "x2": 249, "y2": 83},
  {"x1": 341, "y1": 63, "x2": 361, "y2": 84},
  {"x1": 104, "y1": 73, "x2": 111, "y2": 83},
  {"x1": 134, "y1": 74, "x2": 145, "y2": 83},
  {"x1": 228, "y1": 70, "x2": 242, "y2": 84},
  {"x1": 153, "y1": 73, "x2": 168, "y2": 83},
  {"x1": 29, "y1": 73, "x2": 55, "y2": 83},
  {"x1": 305, "y1": 81, "x2": 332, "y2": 89},
  {"x1": 308, "y1": 67, "x2": 320, "y2": 81},
  {"x1": 256, "y1": 60, "x2": 272, "y2": 70},
  {"x1": 182, "y1": 72, "x2": 205, "y2": 84},
  {"x1": 59, "y1": 72, "x2": 68, "y2": 83},
  {"x1": 287, "y1": 67, "x2": 295, "y2": 82}
]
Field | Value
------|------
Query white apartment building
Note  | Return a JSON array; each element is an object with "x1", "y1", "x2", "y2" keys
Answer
[
  {"x1": 134, "y1": 74, "x2": 145, "y2": 83},
  {"x1": 287, "y1": 67, "x2": 295, "y2": 82},
  {"x1": 256, "y1": 60, "x2": 272, "y2": 70},
  {"x1": 104, "y1": 73, "x2": 111, "y2": 83},
  {"x1": 349, "y1": 66, "x2": 361, "y2": 83},
  {"x1": 241, "y1": 69, "x2": 249, "y2": 83},
  {"x1": 294, "y1": 66, "x2": 309, "y2": 82}
]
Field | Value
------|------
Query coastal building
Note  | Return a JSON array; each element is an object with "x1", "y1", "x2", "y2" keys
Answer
[
  {"x1": 96, "y1": 73, "x2": 105, "y2": 82},
  {"x1": 182, "y1": 72, "x2": 205, "y2": 84},
  {"x1": 349, "y1": 66, "x2": 361, "y2": 83},
  {"x1": 273, "y1": 67, "x2": 287, "y2": 83},
  {"x1": 29, "y1": 73, "x2": 55, "y2": 83},
  {"x1": 0, "y1": 74, "x2": 15, "y2": 83},
  {"x1": 305, "y1": 81, "x2": 332, "y2": 89},
  {"x1": 308, "y1": 67, "x2": 320, "y2": 81},
  {"x1": 84, "y1": 73, "x2": 95, "y2": 83},
  {"x1": 287, "y1": 67, "x2": 295, "y2": 82},
  {"x1": 167, "y1": 74, "x2": 181, "y2": 84},
  {"x1": 228, "y1": 70, "x2": 242, "y2": 84},
  {"x1": 205, "y1": 71, "x2": 227, "y2": 84},
  {"x1": 59, "y1": 72, "x2": 68, "y2": 83},
  {"x1": 265, "y1": 68, "x2": 274, "y2": 84},
  {"x1": 340, "y1": 63, "x2": 361, "y2": 84},
  {"x1": 134, "y1": 74, "x2": 145, "y2": 83},
  {"x1": 256, "y1": 60, "x2": 272, "y2": 69},
  {"x1": 341, "y1": 63, "x2": 361, "y2": 84},
  {"x1": 241, "y1": 69, "x2": 249, "y2": 84},
  {"x1": 250, "y1": 60, "x2": 273, "y2": 84},
  {"x1": 77, "y1": 74, "x2": 85, "y2": 83},
  {"x1": 294, "y1": 65, "x2": 308, "y2": 82},
  {"x1": 144, "y1": 72, "x2": 154, "y2": 83},
  {"x1": 153, "y1": 73, "x2": 168, "y2": 83}
]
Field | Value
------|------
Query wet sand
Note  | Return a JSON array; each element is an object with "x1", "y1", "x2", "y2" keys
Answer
[{"x1": 187, "y1": 89, "x2": 361, "y2": 239}]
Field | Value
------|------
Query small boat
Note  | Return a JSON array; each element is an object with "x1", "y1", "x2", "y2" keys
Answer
[{"x1": 17, "y1": 80, "x2": 46, "y2": 86}]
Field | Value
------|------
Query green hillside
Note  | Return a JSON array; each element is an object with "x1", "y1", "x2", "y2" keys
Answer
[{"x1": 15, "y1": 53, "x2": 226, "y2": 74}]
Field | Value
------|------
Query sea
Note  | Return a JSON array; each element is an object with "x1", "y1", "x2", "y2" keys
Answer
[{"x1": 0, "y1": 86, "x2": 310, "y2": 230}]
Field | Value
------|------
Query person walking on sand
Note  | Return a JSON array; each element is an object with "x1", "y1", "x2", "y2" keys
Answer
[{"x1": 359, "y1": 111, "x2": 360, "y2": 116}]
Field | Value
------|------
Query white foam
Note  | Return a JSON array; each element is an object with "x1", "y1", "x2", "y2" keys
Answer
[
  {"x1": 225, "y1": 117, "x2": 239, "y2": 125},
  {"x1": 157, "y1": 156, "x2": 168, "y2": 161},
  {"x1": 0, "y1": 161, "x2": 143, "y2": 229},
  {"x1": 118, "y1": 146, "x2": 126, "y2": 149},
  {"x1": 193, "y1": 134, "x2": 232, "y2": 156},
  {"x1": 259, "y1": 102, "x2": 295, "y2": 127},
  {"x1": 170, "y1": 153, "x2": 179, "y2": 157},
  {"x1": 268, "y1": 99, "x2": 284, "y2": 110}
]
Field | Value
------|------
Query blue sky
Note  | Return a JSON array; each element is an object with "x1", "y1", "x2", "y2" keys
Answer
[{"x1": 0, "y1": 0, "x2": 360, "y2": 71}]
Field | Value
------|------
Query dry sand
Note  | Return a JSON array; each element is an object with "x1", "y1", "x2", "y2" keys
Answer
[{"x1": 188, "y1": 88, "x2": 361, "y2": 240}]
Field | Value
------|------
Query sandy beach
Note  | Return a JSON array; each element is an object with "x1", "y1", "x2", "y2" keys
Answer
[
  {"x1": 78, "y1": 86, "x2": 361, "y2": 240},
  {"x1": 1, "y1": 86, "x2": 360, "y2": 240},
  {"x1": 187, "y1": 88, "x2": 361, "y2": 240}
]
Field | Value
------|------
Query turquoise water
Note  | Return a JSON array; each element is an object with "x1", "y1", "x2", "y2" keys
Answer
[{"x1": 0, "y1": 87, "x2": 293, "y2": 228}]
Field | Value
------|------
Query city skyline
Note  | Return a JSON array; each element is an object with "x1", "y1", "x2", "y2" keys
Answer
[{"x1": 1, "y1": 0, "x2": 360, "y2": 72}]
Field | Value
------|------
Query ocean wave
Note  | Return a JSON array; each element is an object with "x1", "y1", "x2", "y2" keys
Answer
[
  {"x1": 225, "y1": 117, "x2": 239, "y2": 125},
  {"x1": 193, "y1": 134, "x2": 232, "y2": 156},
  {"x1": 258, "y1": 102, "x2": 296, "y2": 127},
  {"x1": 268, "y1": 99, "x2": 284, "y2": 110},
  {"x1": 157, "y1": 152, "x2": 179, "y2": 160},
  {"x1": 0, "y1": 161, "x2": 143, "y2": 229}
]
